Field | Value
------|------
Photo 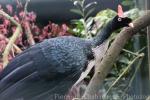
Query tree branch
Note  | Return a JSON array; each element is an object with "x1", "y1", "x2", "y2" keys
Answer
[
  {"x1": 82, "y1": 11, "x2": 150, "y2": 99},
  {"x1": 0, "y1": 10, "x2": 22, "y2": 68},
  {"x1": 0, "y1": 34, "x2": 22, "y2": 54},
  {"x1": 23, "y1": 0, "x2": 35, "y2": 45}
]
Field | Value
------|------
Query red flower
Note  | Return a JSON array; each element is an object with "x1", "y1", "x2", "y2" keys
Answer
[
  {"x1": 3, "y1": 19, "x2": 10, "y2": 27},
  {"x1": 6, "y1": 4, "x2": 13, "y2": 14},
  {"x1": 19, "y1": 11, "x2": 25, "y2": 18},
  {"x1": 27, "y1": 12, "x2": 36, "y2": 22},
  {"x1": 32, "y1": 25, "x2": 41, "y2": 35},
  {"x1": 62, "y1": 24, "x2": 68, "y2": 32}
]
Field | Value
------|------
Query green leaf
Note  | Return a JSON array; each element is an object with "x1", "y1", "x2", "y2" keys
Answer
[
  {"x1": 85, "y1": 8, "x2": 95, "y2": 20},
  {"x1": 84, "y1": 2, "x2": 97, "y2": 10},
  {"x1": 122, "y1": 1, "x2": 134, "y2": 6},
  {"x1": 96, "y1": 9, "x2": 116, "y2": 18},
  {"x1": 118, "y1": 55, "x2": 130, "y2": 64},
  {"x1": 85, "y1": 17, "x2": 94, "y2": 29},
  {"x1": 70, "y1": 9, "x2": 83, "y2": 16}
]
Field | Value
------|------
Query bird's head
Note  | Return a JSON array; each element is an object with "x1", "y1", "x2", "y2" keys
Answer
[{"x1": 112, "y1": 5, "x2": 134, "y2": 29}]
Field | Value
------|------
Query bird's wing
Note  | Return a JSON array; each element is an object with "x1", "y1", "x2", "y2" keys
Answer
[
  {"x1": 0, "y1": 69, "x2": 79, "y2": 100},
  {"x1": 0, "y1": 45, "x2": 38, "y2": 80},
  {"x1": 0, "y1": 43, "x2": 59, "y2": 100},
  {"x1": 0, "y1": 41, "x2": 80, "y2": 100}
]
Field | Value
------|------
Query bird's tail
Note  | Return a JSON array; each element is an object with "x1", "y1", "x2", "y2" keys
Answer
[{"x1": 66, "y1": 81, "x2": 87, "y2": 100}]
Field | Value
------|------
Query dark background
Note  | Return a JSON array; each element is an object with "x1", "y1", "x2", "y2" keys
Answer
[{"x1": 0, "y1": 0, "x2": 126, "y2": 24}]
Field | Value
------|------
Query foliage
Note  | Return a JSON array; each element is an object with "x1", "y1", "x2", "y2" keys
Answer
[
  {"x1": 0, "y1": 1, "x2": 71, "y2": 70},
  {"x1": 122, "y1": 0, "x2": 135, "y2": 8},
  {"x1": 70, "y1": 0, "x2": 97, "y2": 38}
]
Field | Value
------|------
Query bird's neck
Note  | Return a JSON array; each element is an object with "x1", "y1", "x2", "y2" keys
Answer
[{"x1": 92, "y1": 20, "x2": 116, "y2": 46}]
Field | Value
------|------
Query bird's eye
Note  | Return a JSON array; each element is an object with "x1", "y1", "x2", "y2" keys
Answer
[{"x1": 118, "y1": 17, "x2": 122, "y2": 21}]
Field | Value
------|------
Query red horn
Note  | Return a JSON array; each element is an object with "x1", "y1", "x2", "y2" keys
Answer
[{"x1": 117, "y1": 5, "x2": 124, "y2": 17}]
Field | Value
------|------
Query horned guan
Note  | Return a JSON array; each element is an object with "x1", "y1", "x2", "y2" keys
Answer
[{"x1": 0, "y1": 5, "x2": 133, "y2": 100}]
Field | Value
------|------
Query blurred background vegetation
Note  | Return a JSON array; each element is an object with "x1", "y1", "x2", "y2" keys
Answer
[{"x1": 0, "y1": 0, "x2": 149, "y2": 99}]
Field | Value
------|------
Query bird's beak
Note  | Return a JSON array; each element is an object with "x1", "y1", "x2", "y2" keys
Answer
[{"x1": 128, "y1": 23, "x2": 134, "y2": 28}]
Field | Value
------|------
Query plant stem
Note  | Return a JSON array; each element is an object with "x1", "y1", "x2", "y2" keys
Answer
[
  {"x1": 104, "y1": 53, "x2": 144, "y2": 99},
  {"x1": 122, "y1": 53, "x2": 144, "y2": 97},
  {"x1": 24, "y1": 0, "x2": 35, "y2": 45},
  {"x1": 122, "y1": 49, "x2": 138, "y2": 56}
]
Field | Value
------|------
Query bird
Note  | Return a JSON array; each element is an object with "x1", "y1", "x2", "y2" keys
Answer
[{"x1": 0, "y1": 5, "x2": 133, "y2": 100}]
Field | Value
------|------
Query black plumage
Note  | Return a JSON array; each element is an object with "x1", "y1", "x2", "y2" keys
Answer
[{"x1": 0, "y1": 12, "x2": 133, "y2": 100}]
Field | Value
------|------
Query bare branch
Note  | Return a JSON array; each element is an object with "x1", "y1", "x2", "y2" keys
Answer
[
  {"x1": 24, "y1": 0, "x2": 35, "y2": 45},
  {"x1": 0, "y1": 10, "x2": 22, "y2": 68},
  {"x1": 0, "y1": 34, "x2": 22, "y2": 54}
]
